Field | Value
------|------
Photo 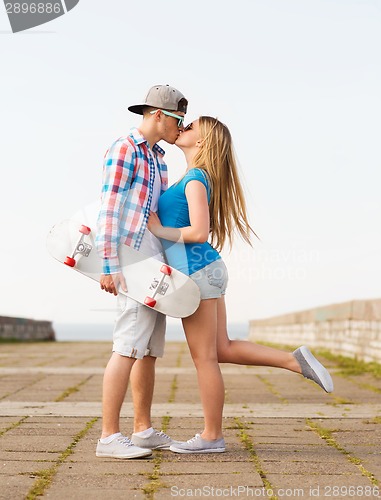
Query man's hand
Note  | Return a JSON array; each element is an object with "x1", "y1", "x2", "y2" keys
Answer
[{"x1": 100, "y1": 273, "x2": 127, "y2": 296}]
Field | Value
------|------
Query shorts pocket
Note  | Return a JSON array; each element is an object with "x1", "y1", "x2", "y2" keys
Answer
[{"x1": 206, "y1": 268, "x2": 225, "y2": 289}]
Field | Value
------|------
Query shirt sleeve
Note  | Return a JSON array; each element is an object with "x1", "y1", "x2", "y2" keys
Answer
[
  {"x1": 95, "y1": 138, "x2": 135, "y2": 274},
  {"x1": 183, "y1": 168, "x2": 210, "y2": 202}
]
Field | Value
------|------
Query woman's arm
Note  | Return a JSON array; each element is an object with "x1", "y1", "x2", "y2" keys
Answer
[{"x1": 148, "y1": 180, "x2": 210, "y2": 243}]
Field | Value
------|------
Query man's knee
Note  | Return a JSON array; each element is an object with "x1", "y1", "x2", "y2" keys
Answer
[
  {"x1": 139, "y1": 354, "x2": 157, "y2": 363},
  {"x1": 132, "y1": 355, "x2": 157, "y2": 376}
]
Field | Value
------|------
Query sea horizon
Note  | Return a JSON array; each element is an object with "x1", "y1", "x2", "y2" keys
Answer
[{"x1": 53, "y1": 321, "x2": 250, "y2": 342}]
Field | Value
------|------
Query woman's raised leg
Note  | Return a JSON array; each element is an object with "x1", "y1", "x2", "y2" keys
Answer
[{"x1": 216, "y1": 297, "x2": 301, "y2": 372}]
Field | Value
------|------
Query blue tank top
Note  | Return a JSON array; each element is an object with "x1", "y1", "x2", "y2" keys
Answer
[{"x1": 158, "y1": 168, "x2": 220, "y2": 275}]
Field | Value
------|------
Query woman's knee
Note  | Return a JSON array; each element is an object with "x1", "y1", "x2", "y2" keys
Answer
[
  {"x1": 217, "y1": 339, "x2": 232, "y2": 363},
  {"x1": 192, "y1": 353, "x2": 219, "y2": 368}
]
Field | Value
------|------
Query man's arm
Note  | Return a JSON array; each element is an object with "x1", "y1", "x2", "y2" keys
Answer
[{"x1": 96, "y1": 138, "x2": 135, "y2": 292}]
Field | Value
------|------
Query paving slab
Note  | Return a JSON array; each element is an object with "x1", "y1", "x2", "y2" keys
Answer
[
  {"x1": 44, "y1": 487, "x2": 146, "y2": 500},
  {"x1": 0, "y1": 341, "x2": 380, "y2": 499},
  {"x1": 1, "y1": 401, "x2": 381, "y2": 419},
  {"x1": 0, "y1": 475, "x2": 37, "y2": 500},
  {"x1": 265, "y1": 475, "x2": 376, "y2": 500}
]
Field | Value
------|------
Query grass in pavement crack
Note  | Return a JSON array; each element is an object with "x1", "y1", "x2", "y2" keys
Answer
[
  {"x1": 315, "y1": 350, "x2": 381, "y2": 378},
  {"x1": 327, "y1": 396, "x2": 354, "y2": 406},
  {"x1": 256, "y1": 375, "x2": 288, "y2": 403},
  {"x1": 168, "y1": 343, "x2": 185, "y2": 403},
  {"x1": 168, "y1": 375, "x2": 178, "y2": 403},
  {"x1": 176, "y1": 343, "x2": 186, "y2": 368},
  {"x1": 0, "y1": 375, "x2": 45, "y2": 401},
  {"x1": 54, "y1": 375, "x2": 93, "y2": 402},
  {"x1": 161, "y1": 415, "x2": 171, "y2": 432},
  {"x1": 26, "y1": 417, "x2": 98, "y2": 500},
  {"x1": 142, "y1": 453, "x2": 167, "y2": 498},
  {"x1": 234, "y1": 417, "x2": 278, "y2": 500},
  {"x1": 141, "y1": 416, "x2": 171, "y2": 499},
  {"x1": 142, "y1": 343, "x2": 186, "y2": 497},
  {"x1": 344, "y1": 377, "x2": 381, "y2": 394},
  {"x1": 69, "y1": 355, "x2": 99, "y2": 367},
  {"x1": 306, "y1": 419, "x2": 379, "y2": 486},
  {"x1": 0, "y1": 416, "x2": 29, "y2": 437},
  {"x1": 37, "y1": 356, "x2": 65, "y2": 367}
]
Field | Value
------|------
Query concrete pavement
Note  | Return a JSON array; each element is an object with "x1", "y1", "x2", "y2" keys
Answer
[{"x1": 0, "y1": 341, "x2": 380, "y2": 499}]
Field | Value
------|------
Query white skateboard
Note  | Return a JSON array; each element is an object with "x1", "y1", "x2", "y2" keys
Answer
[{"x1": 47, "y1": 219, "x2": 200, "y2": 318}]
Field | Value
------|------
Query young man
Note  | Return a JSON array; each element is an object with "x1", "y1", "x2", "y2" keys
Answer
[{"x1": 95, "y1": 85, "x2": 188, "y2": 459}]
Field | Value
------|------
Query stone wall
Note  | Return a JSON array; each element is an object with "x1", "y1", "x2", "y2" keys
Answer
[
  {"x1": 0, "y1": 316, "x2": 55, "y2": 341},
  {"x1": 249, "y1": 298, "x2": 381, "y2": 363}
]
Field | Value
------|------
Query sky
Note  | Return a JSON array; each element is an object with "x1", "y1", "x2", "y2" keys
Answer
[{"x1": 0, "y1": 0, "x2": 380, "y2": 328}]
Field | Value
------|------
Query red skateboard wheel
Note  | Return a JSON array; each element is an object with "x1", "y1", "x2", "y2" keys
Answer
[
  {"x1": 160, "y1": 264, "x2": 172, "y2": 276},
  {"x1": 144, "y1": 297, "x2": 157, "y2": 308},
  {"x1": 79, "y1": 225, "x2": 91, "y2": 235},
  {"x1": 64, "y1": 256, "x2": 76, "y2": 267}
]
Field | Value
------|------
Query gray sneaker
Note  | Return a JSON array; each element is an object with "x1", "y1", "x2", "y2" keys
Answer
[
  {"x1": 293, "y1": 346, "x2": 334, "y2": 393},
  {"x1": 170, "y1": 433, "x2": 226, "y2": 454},
  {"x1": 131, "y1": 429, "x2": 180, "y2": 450},
  {"x1": 96, "y1": 434, "x2": 152, "y2": 459}
]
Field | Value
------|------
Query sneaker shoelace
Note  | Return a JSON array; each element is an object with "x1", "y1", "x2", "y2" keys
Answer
[
  {"x1": 156, "y1": 430, "x2": 171, "y2": 440},
  {"x1": 186, "y1": 434, "x2": 200, "y2": 444},
  {"x1": 116, "y1": 436, "x2": 134, "y2": 447}
]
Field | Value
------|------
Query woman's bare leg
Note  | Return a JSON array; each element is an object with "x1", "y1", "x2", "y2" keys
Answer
[
  {"x1": 182, "y1": 299, "x2": 224, "y2": 440},
  {"x1": 216, "y1": 297, "x2": 301, "y2": 373}
]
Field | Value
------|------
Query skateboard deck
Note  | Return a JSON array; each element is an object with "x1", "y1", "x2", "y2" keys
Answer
[{"x1": 47, "y1": 219, "x2": 200, "y2": 318}]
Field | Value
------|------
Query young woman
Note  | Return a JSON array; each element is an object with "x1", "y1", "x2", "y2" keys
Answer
[{"x1": 147, "y1": 116, "x2": 333, "y2": 454}]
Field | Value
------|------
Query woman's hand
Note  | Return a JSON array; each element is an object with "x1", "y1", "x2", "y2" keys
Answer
[
  {"x1": 147, "y1": 181, "x2": 210, "y2": 244},
  {"x1": 147, "y1": 211, "x2": 163, "y2": 237}
]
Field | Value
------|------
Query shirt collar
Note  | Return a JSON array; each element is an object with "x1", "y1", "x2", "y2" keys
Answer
[{"x1": 129, "y1": 127, "x2": 165, "y2": 157}]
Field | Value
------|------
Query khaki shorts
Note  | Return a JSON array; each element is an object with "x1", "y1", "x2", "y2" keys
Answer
[
  {"x1": 112, "y1": 294, "x2": 166, "y2": 359},
  {"x1": 189, "y1": 259, "x2": 229, "y2": 300}
]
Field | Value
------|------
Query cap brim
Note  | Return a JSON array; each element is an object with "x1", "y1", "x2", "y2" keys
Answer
[{"x1": 128, "y1": 104, "x2": 145, "y2": 115}]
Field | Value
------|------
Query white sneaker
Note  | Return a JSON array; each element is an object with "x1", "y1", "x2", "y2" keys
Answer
[
  {"x1": 96, "y1": 434, "x2": 152, "y2": 459},
  {"x1": 170, "y1": 433, "x2": 226, "y2": 454},
  {"x1": 131, "y1": 429, "x2": 181, "y2": 450},
  {"x1": 293, "y1": 346, "x2": 334, "y2": 393}
]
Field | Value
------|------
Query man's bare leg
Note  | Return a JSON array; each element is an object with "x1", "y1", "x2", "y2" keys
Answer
[
  {"x1": 130, "y1": 355, "x2": 156, "y2": 433},
  {"x1": 101, "y1": 352, "x2": 136, "y2": 438}
]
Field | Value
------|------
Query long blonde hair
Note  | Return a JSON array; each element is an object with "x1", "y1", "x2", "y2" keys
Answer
[{"x1": 193, "y1": 116, "x2": 257, "y2": 251}]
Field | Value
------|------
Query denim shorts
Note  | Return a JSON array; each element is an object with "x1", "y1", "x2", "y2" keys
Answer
[{"x1": 189, "y1": 259, "x2": 228, "y2": 299}]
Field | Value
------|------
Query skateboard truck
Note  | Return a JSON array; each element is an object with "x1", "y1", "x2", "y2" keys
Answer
[
  {"x1": 64, "y1": 225, "x2": 92, "y2": 267},
  {"x1": 144, "y1": 264, "x2": 172, "y2": 308}
]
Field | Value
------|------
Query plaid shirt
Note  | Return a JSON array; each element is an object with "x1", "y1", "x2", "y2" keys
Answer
[{"x1": 96, "y1": 128, "x2": 168, "y2": 274}]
